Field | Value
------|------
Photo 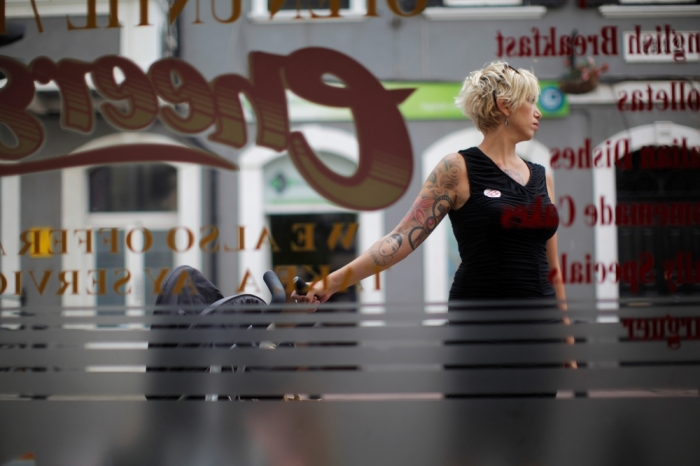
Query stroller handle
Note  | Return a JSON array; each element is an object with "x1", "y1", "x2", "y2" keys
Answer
[
  {"x1": 293, "y1": 276, "x2": 309, "y2": 294},
  {"x1": 293, "y1": 276, "x2": 325, "y2": 302},
  {"x1": 263, "y1": 271, "x2": 287, "y2": 304}
]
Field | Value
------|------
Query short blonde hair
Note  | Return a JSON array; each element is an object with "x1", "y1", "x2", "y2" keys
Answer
[{"x1": 455, "y1": 61, "x2": 540, "y2": 133}]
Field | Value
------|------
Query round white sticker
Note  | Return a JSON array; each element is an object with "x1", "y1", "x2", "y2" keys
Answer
[{"x1": 483, "y1": 189, "x2": 501, "y2": 198}]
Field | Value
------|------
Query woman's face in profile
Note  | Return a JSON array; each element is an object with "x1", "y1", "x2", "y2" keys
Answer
[
  {"x1": 379, "y1": 236, "x2": 400, "y2": 256},
  {"x1": 508, "y1": 98, "x2": 542, "y2": 141}
]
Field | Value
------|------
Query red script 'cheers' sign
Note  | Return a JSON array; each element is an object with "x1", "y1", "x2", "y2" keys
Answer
[{"x1": 0, "y1": 47, "x2": 415, "y2": 211}]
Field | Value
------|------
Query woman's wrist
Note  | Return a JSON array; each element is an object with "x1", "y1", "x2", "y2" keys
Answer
[
  {"x1": 307, "y1": 272, "x2": 339, "y2": 297},
  {"x1": 323, "y1": 271, "x2": 346, "y2": 295}
]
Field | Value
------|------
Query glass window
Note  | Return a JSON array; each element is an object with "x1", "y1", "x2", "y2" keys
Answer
[
  {"x1": 145, "y1": 231, "x2": 175, "y2": 306},
  {"x1": 96, "y1": 229, "x2": 126, "y2": 307},
  {"x1": 588, "y1": 0, "x2": 698, "y2": 7},
  {"x1": 89, "y1": 164, "x2": 178, "y2": 212},
  {"x1": 416, "y1": 0, "x2": 565, "y2": 8},
  {"x1": 270, "y1": 212, "x2": 359, "y2": 304},
  {"x1": 269, "y1": 0, "x2": 351, "y2": 10},
  {"x1": 252, "y1": 0, "x2": 366, "y2": 21},
  {"x1": 263, "y1": 152, "x2": 356, "y2": 207},
  {"x1": 617, "y1": 148, "x2": 700, "y2": 297}
]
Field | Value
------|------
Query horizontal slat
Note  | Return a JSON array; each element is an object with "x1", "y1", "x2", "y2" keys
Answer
[
  {"x1": 2, "y1": 367, "x2": 700, "y2": 395},
  {"x1": 1, "y1": 342, "x2": 699, "y2": 367},
  {"x1": 3, "y1": 306, "x2": 698, "y2": 325},
  {"x1": 0, "y1": 323, "x2": 638, "y2": 345},
  {"x1": 1, "y1": 313, "x2": 581, "y2": 325}
]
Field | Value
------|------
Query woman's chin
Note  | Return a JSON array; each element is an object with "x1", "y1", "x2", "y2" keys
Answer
[{"x1": 517, "y1": 132, "x2": 535, "y2": 143}]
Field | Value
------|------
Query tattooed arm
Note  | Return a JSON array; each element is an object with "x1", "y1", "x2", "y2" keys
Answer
[{"x1": 294, "y1": 153, "x2": 469, "y2": 304}]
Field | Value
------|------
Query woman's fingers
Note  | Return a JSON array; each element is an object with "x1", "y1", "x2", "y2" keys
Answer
[
  {"x1": 290, "y1": 291, "x2": 317, "y2": 303},
  {"x1": 289, "y1": 285, "x2": 321, "y2": 313},
  {"x1": 290, "y1": 280, "x2": 332, "y2": 313},
  {"x1": 305, "y1": 287, "x2": 323, "y2": 303},
  {"x1": 562, "y1": 316, "x2": 577, "y2": 368}
]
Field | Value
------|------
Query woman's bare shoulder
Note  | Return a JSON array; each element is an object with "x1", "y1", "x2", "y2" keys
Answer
[
  {"x1": 424, "y1": 152, "x2": 469, "y2": 209},
  {"x1": 443, "y1": 152, "x2": 465, "y2": 166},
  {"x1": 435, "y1": 152, "x2": 467, "y2": 178}
]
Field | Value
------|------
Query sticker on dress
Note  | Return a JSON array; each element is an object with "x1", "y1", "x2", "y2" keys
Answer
[{"x1": 483, "y1": 189, "x2": 501, "y2": 198}]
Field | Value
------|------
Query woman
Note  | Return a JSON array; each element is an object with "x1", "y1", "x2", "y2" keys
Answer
[{"x1": 294, "y1": 61, "x2": 565, "y2": 307}]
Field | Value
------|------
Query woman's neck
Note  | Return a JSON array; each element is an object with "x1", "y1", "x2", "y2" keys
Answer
[{"x1": 477, "y1": 128, "x2": 518, "y2": 167}]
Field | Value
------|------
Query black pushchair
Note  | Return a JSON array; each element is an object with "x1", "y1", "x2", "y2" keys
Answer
[
  {"x1": 155, "y1": 265, "x2": 287, "y2": 313},
  {"x1": 151, "y1": 265, "x2": 288, "y2": 401}
]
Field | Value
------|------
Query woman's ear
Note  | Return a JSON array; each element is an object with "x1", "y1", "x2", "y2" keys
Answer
[{"x1": 496, "y1": 97, "x2": 510, "y2": 117}]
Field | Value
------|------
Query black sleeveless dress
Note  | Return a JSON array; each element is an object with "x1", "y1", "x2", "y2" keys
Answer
[{"x1": 447, "y1": 147, "x2": 559, "y2": 303}]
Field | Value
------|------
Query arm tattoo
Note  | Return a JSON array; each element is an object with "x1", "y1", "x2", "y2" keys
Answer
[
  {"x1": 398, "y1": 154, "x2": 462, "y2": 251},
  {"x1": 369, "y1": 233, "x2": 403, "y2": 267},
  {"x1": 404, "y1": 195, "x2": 452, "y2": 250},
  {"x1": 366, "y1": 154, "x2": 462, "y2": 268},
  {"x1": 503, "y1": 168, "x2": 525, "y2": 186}
]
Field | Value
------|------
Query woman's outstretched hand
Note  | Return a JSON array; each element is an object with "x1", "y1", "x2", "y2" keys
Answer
[{"x1": 290, "y1": 278, "x2": 330, "y2": 311}]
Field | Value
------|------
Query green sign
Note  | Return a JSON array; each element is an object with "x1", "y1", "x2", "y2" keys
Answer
[
  {"x1": 383, "y1": 80, "x2": 569, "y2": 120},
  {"x1": 383, "y1": 82, "x2": 465, "y2": 120},
  {"x1": 255, "y1": 81, "x2": 569, "y2": 122}
]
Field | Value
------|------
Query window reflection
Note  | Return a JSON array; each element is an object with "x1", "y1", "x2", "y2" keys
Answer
[
  {"x1": 617, "y1": 148, "x2": 700, "y2": 297},
  {"x1": 89, "y1": 164, "x2": 178, "y2": 212},
  {"x1": 268, "y1": 0, "x2": 350, "y2": 9}
]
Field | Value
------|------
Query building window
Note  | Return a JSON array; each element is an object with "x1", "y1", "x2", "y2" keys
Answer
[
  {"x1": 263, "y1": 151, "x2": 359, "y2": 303},
  {"x1": 91, "y1": 228, "x2": 176, "y2": 307},
  {"x1": 250, "y1": 0, "x2": 367, "y2": 21},
  {"x1": 270, "y1": 212, "x2": 359, "y2": 304},
  {"x1": 421, "y1": 0, "x2": 555, "y2": 20},
  {"x1": 87, "y1": 164, "x2": 179, "y2": 306},
  {"x1": 89, "y1": 164, "x2": 177, "y2": 213},
  {"x1": 616, "y1": 148, "x2": 700, "y2": 297},
  {"x1": 95, "y1": 229, "x2": 126, "y2": 307},
  {"x1": 407, "y1": 0, "x2": 553, "y2": 7},
  {"x1": 271, "y1": 0, "x2": 351, "y2": 10},
  {"x1": 588, "y1": 0, "x2": 698, "y2": 6}
]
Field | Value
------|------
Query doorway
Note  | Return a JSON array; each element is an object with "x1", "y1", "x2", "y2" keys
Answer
[
  {"x1": 269, "y1": 212, "x2": 358, "y2": 304},
  {"x1": 616, "y1": 147, "x2": 700, "y2": 297}
]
